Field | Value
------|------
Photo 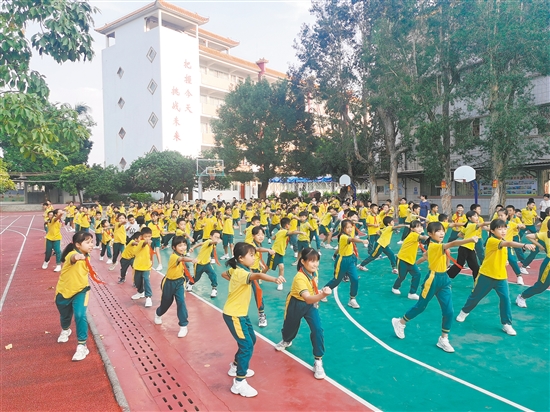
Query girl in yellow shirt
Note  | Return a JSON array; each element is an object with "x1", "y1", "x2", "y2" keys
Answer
[
  {"x1": 55, "y1": 231, "x2": 95, "y2": 361},
  {"x1": 42, "y1": 209, "x2": 64, "y2": 272}
]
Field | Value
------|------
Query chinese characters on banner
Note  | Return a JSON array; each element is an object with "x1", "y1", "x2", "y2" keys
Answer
[
  {"x1": 171, "y1": 86, "x2": 181, "y2": 141},
  {"x1": 171, "y1": 60, "x2": 195, "y2": 142}
]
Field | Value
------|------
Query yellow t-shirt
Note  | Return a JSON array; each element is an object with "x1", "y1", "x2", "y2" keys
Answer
[
  {"x1": 398, "y1": 204, "x2": 409, "y2": 218},
  {"x1": 271, "y1": 213, "x2": 281, "y2": 226},
  {"x1": 539, "y1": 217, "x2": 550, "y2": 233},
  {"x1": 321, "y1": 213, "x2": 332, "y2": 227},
  {"x1": 121, "y1": 242, "x2": 138, "y2": 260},
  {"x1": 165, "y1": 253, "x2": 185, "y2": 280},
  {"x1": 397, "y1": 232, "x2": 420, "y2": 265},
  {"x1": 461, "y1": 222, "x2": 477, "y2": 250},
  {"x1": 244, "y1": 210, "x2": 255, "y2": 223},
  {"x1": 55, "y1": 251, "x2": 89, "y2": 299},
  {"x1": 427, "y1": 242, "x2": 447, "y2": 273},
  {"x1": 521, "y1": 208, "x2": 537, "y2": 226},
  {"x1": 133, "y1": 241, "x2": 153, "y2": 271},
  {"x1": 203, "y1": 216, "x2": 218, "y2": 239},
  {"x1": 167, "y1": 218, "x2": 178, "y2": 233},
  {"x1": 505, "y1": 220, "x2": 520, "y2": 241},
  {"x1": 114, "y1": 223, "x2": 126, "y2": 243},
  {"x1": 102, "y1": 229, "x2": 113, "y2": 244},
  {"x1": 148, "y1": 221, "x2": 162, "y2": 238},
  {"x1": 222, "y1": 217, "x2": 234, "y2": 235},
  {"x1": 79, "y1": 213, "x2": 90, "y2": 229},
  {"x1": 286, "y1": 270, "x2": 316, "y2": 304},
  {"x1": 339, "y1": 234, "x2": 353, "y2": 257},
  {"x1": 451, "y1": 213, "x2": 468, "y2": 232},
  {"x1": 367, "y1": 214, "x2": 380, "y2": 236},
  {"x1": 272, "y1": 229, "x2": 288, "y2": 256},
  {"x1": 223, "y1": 267, "x2": 252, "y2": 317},
  {"x1": 297, "y1": 222, "x2": 311, "y2": 242},
  {"x1": 232, "y1": 208, "x2": 240, "y2": 219},
  {"x1": 536, "y1": 231, "x2": 550, "y2": 258},
  {"x1": 359, "y1": 207, "x2": 369, "y2": 220},
  {"x1": 197, "y1": 240, "x2": 215, "y2": 265},
  {"x1": 288, "y1": 213, "x2": 298, "y2": 231},
  {"x1": 377, "y1": 226, "x2": 394, "y2": 248},
  {"x1": 244, "y1": 225, "x2": 255, "y2": 243},
  {"x1": 426, "y1": 213, "x2": 439, "y2": 224},
  {"x1": 479, "y1": 237, "x2": 507, "y2": 280},
  {"x1": 45, "y1": 219, "x2": 62, "y2": 241}
]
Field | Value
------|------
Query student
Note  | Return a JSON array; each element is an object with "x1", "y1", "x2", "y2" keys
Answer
[
  {"x1": 400, "y1": 203, "x2": 422, "y2": 242},
  {"x1": 131, "y1": 227, "x2": 154, "y2": 307},
  {"x1": 221, "y1": 208, "x2": 235, "y2": 259},
  {"x1": 118, "y1": 232, "x2": 140, "y2": 284},
  {"x1": 244, "y1": 216, "x2": 261, "y2": 244},
  {"x1": 221, "y1": 242, "x2": 284, "y2": 398},
  {"x1": 54, "y1": 231, "x2": 95, "y2": 361},
  {"x1": 426, "y1": 204, "x2": 440, "y2": 224},
  {"x1": 247, "y1": 226, "x2": 273, "y2": 327},
  {"x1": 397, "y1": 198, "x2": 409, "y2": 226},
  {"x1": 308, "y1": 206, "x2": 322, "y2": 253},
  {"x1": 161, "y1": 210, "x2": 179, "y2": 249},
  {"x1": 357, "y1": 216, "x2": 404, "y2": 273},
  {"x1": 447, "y1": 211, "x2": 488, "y2": 283},
  {"x1": 154, "y1": 236, "x2": 196, "y2": 337},
  {"x1": 64, "y1": 201, "x2": 76, "y2": 231},
  {"x1": 99, "y1": 219, "x2": 113, "y2": 264},
  {"x1": 520, "y1": 200, "x2": 539, "y2": 238},
  {"x1": 193, "y1": 210, "x2": 206, "y2": 243},
  {"x1": 274, "y1": 248, "x2": 331, "y2": 380},
  {"x1": 42, "y1": 209, "x2": 63, "y2": 272},
  {"x1": 455, "y1": 219, "x2": 536, "y2": 336},
  {"x1": 366, "y1": 204, "x2": 381, "y2": 255},
  {"x1": 189, "y1": 230, "x2": 222, "y2": 297},
  {"x1": 470, "y1": 204, "x2": 488, "y2": 264},
  {"x1": 147, "y1": 211, "x2": 164, "y2": 271},
  {"x1": 419, "y1": 195, "x2": 430, "y2": 225},
  {"x1": 448, "y1": 205, "x2": 468, "y2": 242},
  {"x1": 392, "y1": 222, "x2": 478, "y2": 353},
  {"x1": 392, "y1": 220, "x2": 429, "y2": 299},
  {"x1": 324, "y1": 219, "x2": 369, "y2": 309},
  {"x1": 93, "y1": 211, "x2": 102, "y2": 248},
  {"x1": 320, "y1": 206, "x2": 338, "y2": 249},
  {"x1": 110, "y1": 213, "x2": 127, "y2": 271},
  {"x1": 267, "y1": 217, "x2": 303, "y2": 291},
  {"x1": 125, "y1": 214, "x2": 140, "y2": 243},
  {"x1": 516, "y1": 220, "x2": 550, "y2": 308},
  {"x1": 79, "y1": 206, "x2": 91, "y2": 232},
  {"x1": 293, "y1": 211, "x2": 314, "y2": 265}
]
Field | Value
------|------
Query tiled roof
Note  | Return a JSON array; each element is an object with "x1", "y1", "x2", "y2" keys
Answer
[
  {"x1": 199, "y1": 45, "x2": 287, "y2": 79},
  {"x1": 96, "y1": 0, "x2": 208, "y2": 34},
  {"x1": 198, "y1": 28, "x2": 239, "y2": 47}
]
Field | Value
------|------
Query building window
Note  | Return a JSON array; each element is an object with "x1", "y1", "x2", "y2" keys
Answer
[
  {"x1": 148, "y1": 113, "x2": 158, "y2": 128},
  {"x1": 472, "y1": 118, "x2": 480, "y2": 137},
  {"x1": 200, "y1": 94, "x2": 208, "y2": 104},
  {"x1": 119, "y1": 157, "x2": 127, "y2": 169},
  {"x1": 117, "y1": 67, "x2": 124, "y2": 78},
  {"x1": 147, "y1": 79, "x2": 157, "y2": 94},
  {"x1": 118, "y1": 98, "x2": 125, "y2": 109},
  {"x1": 146, "y1": 47, "x2": 157, "y2": 62},
  {"x1": 537, "y1": 104, "x2": 550, "y2": 135},
  {"x1": 212, "y1": 69, "x2": 229, "y2": 79},
  {"x1": 118, "y1": 127, "x2": 126, "y2": 139},
  {"x1": 201, "y1": 122, "x2": 210, "y2": 133},
  {"x1": 200, "y1": 66, "x2": 208, "y2": 75}
]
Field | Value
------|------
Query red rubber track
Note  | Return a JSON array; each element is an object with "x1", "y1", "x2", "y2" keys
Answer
[{"x1": 0, "y1": 212, "x2": 120, "y2": 411}]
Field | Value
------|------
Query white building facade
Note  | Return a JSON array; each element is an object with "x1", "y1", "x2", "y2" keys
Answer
[{"x1": 97, "y1": 0, "x2": 286, "y2": 183}]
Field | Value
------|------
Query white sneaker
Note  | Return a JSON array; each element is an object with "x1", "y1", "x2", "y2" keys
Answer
[
  {"x1": 456, "y1": 310, "x2": 469, "y2": 322},
  {"x1": 145, "y1": 297, "x2": 152, "y2": 307},
  {"x1": 291, "y1": 261, "x2": 298, "y2": 266},
  {"x1": 347, "y1": 298, "x2": 360, "y2": 309},
  {"x1": 54, "y1": 265, "x2": 62, "y2": 272},
  {"x1": 156, "y1": 264, "x2": 163, "y2": 271},
  {"x1": 154, "y1": 314, "x2": 162, "y2": 324},
  {"x1": 178, "y1": 326, "x2": 188, "y2": 338},
  {"x1": 397, "y1": 240, "x2": 404, "y2": 245},
  {"x1": 42, "y1": 262, "x2": 48, "y2": 270},
  {"x1": 294, "y1": 252, "x2": 298, "y2": 258},
  {"x1": 57, "y1": 328, "x2": 72, "y2": 343},
  {"x1": 318, "y1": 250, "x2": 322, "y2": 256},
  {"x1": 106, "y1": 259, "x2": 113, "y2": 264},
  {"x1": 407, "y1": 293, "x2": 419, "y2": 300},
  {"x1": 320, "y1": 296, "x2": 328, "y2": 302},
  {"x1": 210, "y1": 288, "x2": 218, "y2": 298},
  {"x1": 502, "y1": 324, "x2": 517, "y2": 336},
  {"x1": 392, "y1": 268, "x2": 398, "y2": 274},
  {"x1": 99, "y1": 256, "x2": 104, "y2": 261},
  {"x1": 258, "y1": 313, "x2": 267, "y2": 327},
  {"x1": 516, "y1": 294, "x2": 527, "y2": 308},
  {"x1": 277, "y1": 283, "x2": 283, "y2": 291},
  {"x1": 517, "y1": 276, "x2": 525, "y2": 285},
  {"x1": 131, "y1": 292, "x2": 145, "y2": 300},
  {"x1": 357, "y1": 265, "x2": 368, "y2": 272},
  {"x1": 268, "y1": 238, "x2": 272, "y2": 244},
  {"x1": 313, "y1": 359, "x2": 326, "y2": 380},
  {"x1": 436, "y1": 336, "x2": 455, "y2": 353},
  {"x1": 228, "y1": 363, "x2": 255, "y2": 377},
  {"x1": 525, "y1": 265, "x2": 531, "y2": 269},
  {"x1": 72, "y1": 344, "x2": 90, "y2": 361},
  {"x1": 231, "y1": 378, "x2": 258, "y2": 397},
  {"x1": 274, "y1": 340, "x2": 292, "y2": 351},
  {"x1": 392, "y1": 318, "x2": 405, "y2": 339},
  {"x1": 210, "y1": 258, "x2": 215, "y2": 264},
  {"x1": 186, "y1": 284, "x2": 193, "y2": 292},
  {"x1": 324, "y1": 244, "x2": 332, "y2": 249},
  {"x1": 519, "y1": 267, "x2": 528, "y2": 275},
  {"x1": 220, "y1": 254, "x2": 229, "y2": 260},
  {"x1": 109, "y1": 264, "x2": 116, "y2": 271}
]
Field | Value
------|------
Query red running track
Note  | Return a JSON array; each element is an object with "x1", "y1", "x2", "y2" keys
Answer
[{"x1": 1, "y1": 211, "x2": 373, "y2": 412}]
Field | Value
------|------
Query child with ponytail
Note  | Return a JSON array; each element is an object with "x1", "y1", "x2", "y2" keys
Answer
[
  {"x1": 221, "y1": 242, "x2": 284, "y2": 398},
  {"x1": 55, "y1": 231, "x2": 96, "y2": 361}
]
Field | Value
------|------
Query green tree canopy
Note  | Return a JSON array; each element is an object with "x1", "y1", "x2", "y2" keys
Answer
[
  {"x1": 59, "y1": 164, "x2": 91, "y2": 205},
  {"x1": 212, "y1": 78, "x2": 318, "y2": 199},
  {"x1": 0, "y1": 158, "x2": 15, "y2": 193}
]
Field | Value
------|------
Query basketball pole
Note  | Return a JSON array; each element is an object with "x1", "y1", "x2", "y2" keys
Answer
[{"x1": 198, "y1": 175, "x2": 203, "y2": 200}]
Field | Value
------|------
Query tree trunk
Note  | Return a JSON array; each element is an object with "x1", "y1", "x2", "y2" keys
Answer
[
  {"x1": 77, "y1": 190, "x2": 83, "y2": 205},
  {"x1": 258, "y1": 179, "x2": 269, "y2": 199},
  {"x1": 378, "y1": 107, "x2": 400, "y2": 209},
  {"x1": 489, "y1": 148, "x2": 506, "y2": 214},
  {"x1": 187, "y1": 186, "x2": 194, "y2": 200}
]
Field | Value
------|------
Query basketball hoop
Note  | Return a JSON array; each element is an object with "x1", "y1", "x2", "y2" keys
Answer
[{"x1": 206, "y1": 167, "x2": 216, "y2": 181}]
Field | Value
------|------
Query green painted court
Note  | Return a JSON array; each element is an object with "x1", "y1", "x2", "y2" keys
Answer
[{"x1": 159, "y1": 233, "x2": 549, "y2": 412}]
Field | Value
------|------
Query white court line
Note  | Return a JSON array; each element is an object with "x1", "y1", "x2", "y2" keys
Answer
[
  {"x1": 0, "y1": 216, "x2": 21, "y2": 235},
  {"x1": 185, "y1": 290, "x2": 381, "y2": 411},
  {"x1": 333, "y1": 287, "x2": 533, "y2": 412},
  {"x1": 0, "y1": 216, "x2": 35, "y2": 312}
]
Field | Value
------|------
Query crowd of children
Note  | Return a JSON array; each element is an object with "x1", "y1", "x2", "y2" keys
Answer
[{"x1": 45, "y1": 195, "x2": 550, "y2": 396}]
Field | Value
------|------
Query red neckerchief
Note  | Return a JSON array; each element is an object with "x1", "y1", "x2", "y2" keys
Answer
[
  {"x1": 299, "y1": 269, "x2": 319, "y2": 294},
  {"x1": 420, "y1": 242, "x2": 463, "y2": 270},
  {"x1": 85, "y1": 256, "x2": 105, "y2": 284}
]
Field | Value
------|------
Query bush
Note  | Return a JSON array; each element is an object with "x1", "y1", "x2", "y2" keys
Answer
[
  {"x1": 356, "y1": 192, "x2": 371, "y2": 203},
  {"x1": 322, "y1": 191, "x2": 339, "y2": 199},
  {"x1": 130, "y1": 193, "x2": 155, "y2": 203},
  {"x1": 279, "y1": 191, "x2": 299, "y2": 201},
  {"x1": 98, "y1": 193, "x2": 126, "y2": 204}
]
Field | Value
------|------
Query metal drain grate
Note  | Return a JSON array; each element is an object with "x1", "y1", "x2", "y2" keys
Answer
[{"x1": 91, "y1": 282, "x2": 204, "y2": 411}]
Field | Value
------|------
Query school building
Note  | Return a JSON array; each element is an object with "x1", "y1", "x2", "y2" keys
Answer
[
  {"x1": 372, "y1": 75, "x2": 550, "y2": 210},
  {"x1": 96, "y1": 0, "x2": 286, "y2": 198}
]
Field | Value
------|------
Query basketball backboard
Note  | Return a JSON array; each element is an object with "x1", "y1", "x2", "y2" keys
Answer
[
  {"x1": 453, "y1": 165, "x2": 476, "y2": 183},
  {"x1": 339, "y1": 174, "x2": 351, "y2": 185},
  {"x1": 196, "y1": 159, "x2": 225, "y2": 178}
]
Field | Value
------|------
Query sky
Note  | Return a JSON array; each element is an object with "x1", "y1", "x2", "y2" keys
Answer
[{"x1": 29, "y1": 0, "x2": 315, "y2": 165}]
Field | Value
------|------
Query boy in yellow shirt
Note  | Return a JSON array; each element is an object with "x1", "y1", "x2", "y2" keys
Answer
[
  {"x1": 110, "y1": 213, "x2": 127, "y2": 271},
  {"x1": 189, "y1": 230, "x2": 222, "y2": 297},
  {"x1": 147, "y1": 211, "x2": 164, "y2": 271},
  {"x1": 131, "y1": 227, "x2": 154, "y2": 307},
  {"x1": 358, "y1": 217, "x2": 406, "y2": 273}
]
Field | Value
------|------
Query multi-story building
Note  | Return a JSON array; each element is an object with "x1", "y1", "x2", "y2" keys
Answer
[{"x1": 97, "y1": 0, "x2": 286, "y2": 181}]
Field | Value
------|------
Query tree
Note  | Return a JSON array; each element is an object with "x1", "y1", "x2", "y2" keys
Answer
[
  {"x1": 0, "y1": 0, "x2": 96, "y2": 162},
  {"x1": 59, "y1": 164, "x2": 91, "y2": 204},
  {"x1": 0, "y1": 158, "x2": 15, "y2": 193},
  {"x1": 457, "y1": 0, "x2": 550, "y2": 211},
  {"x1": 84, "y1": 165, "x2": 124, "y2": 203},
  {"x1": 212, "y1": 78, "x2": 318, "y2": 199},
  {"x1": 126, "y1": 151, "x2": 195, "y2": 201}
]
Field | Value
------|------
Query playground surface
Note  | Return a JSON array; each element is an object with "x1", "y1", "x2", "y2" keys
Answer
[{"x1": 1, "y1": 210, "x2": 548, "y2": 411}]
